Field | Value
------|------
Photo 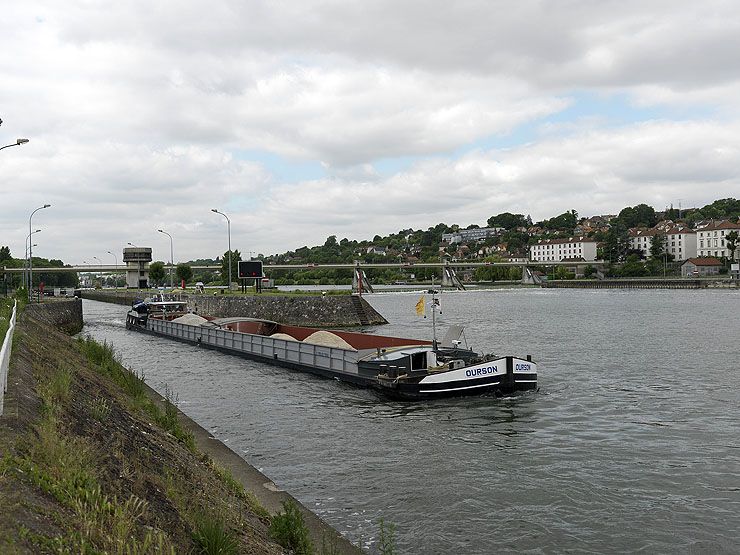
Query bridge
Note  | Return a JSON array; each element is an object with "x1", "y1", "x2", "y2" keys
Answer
[
  {"x1": 2, "y1": 260, "x2": 607, "y2": 273},
  {"x1": 3, "y1": 260, "x2": 608, "y2": 289}
]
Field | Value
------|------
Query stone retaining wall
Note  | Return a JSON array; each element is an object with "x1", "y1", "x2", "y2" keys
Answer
[
  {"x1": 79, "y1": 290, "x2": 387, "y2": 326},
  {"x1": 25, "y1": 298, "x2": 83, "y2": 335}
]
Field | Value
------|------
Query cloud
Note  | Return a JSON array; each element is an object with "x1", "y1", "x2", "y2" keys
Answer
[
  {"x1": 242, "y1": 119, "x2": 740, "y2": 253},
  {"x1": 2, "y1": 1, "x2": 740, "y2": 265}
]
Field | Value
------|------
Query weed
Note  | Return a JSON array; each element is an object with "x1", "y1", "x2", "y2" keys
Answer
[
  {"x1": 22, "y1": 418, "x2": 97, "y2": 503},
  {"x1": 37, "y1": 363, "x2": 74, "y2": 415},
  {"x1": 17, "y1": 426, "x2": 173, "y2": 555},
  {"x1": 88, "y1": 396, "x2": 112, "y2": 421},
  {"x1": 76, "y1": 335, "x2": 146, "y2": 398},
  {"x1": 210, "y1": 461, "x2": 270, "y2": 520},
  {"x1": 377, "y1": 518, "x2": 397, "y2": 555},
  {"x1": 269, "y1": 499, "x2": 313, "y2": 555},
  {"x1": 192, "y1": 512, "x2": 239, "y2": 555}
]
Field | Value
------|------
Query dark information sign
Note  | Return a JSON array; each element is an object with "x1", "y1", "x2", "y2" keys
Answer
[{"x1": 238, "y1": 260, "x2": 263, "y2": 278}]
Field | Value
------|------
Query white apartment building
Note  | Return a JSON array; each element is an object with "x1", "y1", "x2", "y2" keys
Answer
[
  {"x1": 628, "y1": 224, "x2": 696, "y2": 261},
  {"x1": 696, "y1": 220, "x2": 740, "y2": 259},
  {"x1": 529, "y1": 236, "x2": 597, "y2": 262}
]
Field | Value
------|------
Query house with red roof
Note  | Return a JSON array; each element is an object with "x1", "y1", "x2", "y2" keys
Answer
[
  {"x1": 628, "y1": 222, "x2": 696, "y2": 261},
  {"x1": 695, "y1": 220, "x2": 740, "y2": 259},
  {"x1": 681, "y1": 257, "x2": 722, "y2": 277}
]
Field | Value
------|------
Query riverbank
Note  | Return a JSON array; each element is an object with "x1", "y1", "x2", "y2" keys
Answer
[{"x1": 0, "y1": 300, "x2": 363, "y2": 553}]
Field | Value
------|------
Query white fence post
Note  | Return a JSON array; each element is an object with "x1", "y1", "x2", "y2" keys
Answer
[{"x1": 0, "y1": 300, "x2": 18, "y2": 417}]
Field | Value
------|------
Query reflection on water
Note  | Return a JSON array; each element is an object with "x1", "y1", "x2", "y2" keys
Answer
[{"x1": 81, "y1": 288, "x2": 740, "y2": 554}]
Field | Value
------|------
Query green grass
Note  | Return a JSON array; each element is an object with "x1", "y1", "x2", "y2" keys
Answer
[
  {"x1": 13, "y1": 415, "x2": 174, "y2": 554},
  {"x1": 76, "y1": 335, "x2": 196, "y2": 451},
  {"x1": 192, "y1": 512, "x2": 239, "y2": 555},
  {"x1": 210, "y1": 461, "x2": 270, "y2": 520},
  {"x1": 269, "y1": 500, "x2": 313, "y2": 555},
  {"x1": 87, "y1": 396, "x2": 112, "y2": 421},
  {"x1": 36, "y1": 363, "x2": 74, "y2": 416}
]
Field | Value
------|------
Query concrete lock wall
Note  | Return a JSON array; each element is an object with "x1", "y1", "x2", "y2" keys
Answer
[
  {"x1": 190, "y1": 295, "x2": 387, "y2": 326},
  {"x1": 80, "y1": 291, "x2": 387, "y2": 327},
  {"x1": 25, "y1": 298, "x2": 84, "y2": 335}
]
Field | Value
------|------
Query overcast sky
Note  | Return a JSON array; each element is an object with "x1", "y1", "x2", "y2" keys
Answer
[{"x1": 2, "y1": 1, "x2": 739, "y2": 265}]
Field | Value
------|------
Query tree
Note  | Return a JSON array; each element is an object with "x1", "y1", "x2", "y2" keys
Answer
[
  {"x1": 700, "y1": 198, "x2": 740, "y2": 220},
  {"x1": 602, "y1": 222, "x2": 630, "y2": 263},
  {"x1": 726, "y1": 230, "x2": 739, "y2": 261},
  {"x1": 149, "y1": 261, "x2": 165, "y2": 285},
  {"x1": 220, "y1": 249, "x2": 241, "y2": 285},
  {"x1": 649, "y1": 233, "x2": 665, "y2": 259},
  {"x1": 617, "y1": 204, "x2": 657, "y2": 228},
  {"x1": 540, "y1": 210, "x2": 578, "y2": 231},
  {"x1": 487, "y1": 212, "x2": 527, "y2": 230},
  {"x1": 0, "y1": 246, "x2": 10, "y2": 262},
  {"x1": 176, "y1": 263, "x2": 193, "y2": 284}
]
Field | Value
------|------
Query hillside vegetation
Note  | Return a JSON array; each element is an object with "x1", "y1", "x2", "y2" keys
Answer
[{"x1": 0, "y1": 302, "x2": 354, "y2": 554}]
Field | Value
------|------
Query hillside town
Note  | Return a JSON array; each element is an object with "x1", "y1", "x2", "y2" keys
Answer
[
  {"x1": 259, "y1": 198, "x2": 739, "y2": 282},
  {"x1": 3, "y1": 199, "x2": 738, "y2": 289}
]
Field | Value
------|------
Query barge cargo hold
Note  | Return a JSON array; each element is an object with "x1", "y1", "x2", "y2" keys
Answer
[{"x1": 125, "y1": 299, "x2": 537, "y2": 400}]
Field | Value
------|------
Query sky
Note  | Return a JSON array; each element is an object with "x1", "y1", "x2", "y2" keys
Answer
[{"x1": 2, "y1": 1, "x2": 740, "y2": 265}]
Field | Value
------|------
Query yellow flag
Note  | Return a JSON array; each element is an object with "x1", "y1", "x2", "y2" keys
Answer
[{"x1": 415, "y1": 295, "x2": 425, "y2": 316}]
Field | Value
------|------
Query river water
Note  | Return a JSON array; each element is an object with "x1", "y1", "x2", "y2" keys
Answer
[{"x1": 81, "y1": 288, "x2": 740, "y2": 554}]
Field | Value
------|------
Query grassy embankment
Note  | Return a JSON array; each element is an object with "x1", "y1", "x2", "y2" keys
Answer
[{"x1": 0, "y1": 303, "x2": 351, "y2": 554}]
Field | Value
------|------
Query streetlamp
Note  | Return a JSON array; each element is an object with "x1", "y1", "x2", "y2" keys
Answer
[
  {"x1": 157, "y1": 229, "x2": 174, "y2": 288},
  {"x1": 24, "y1": 243, "x2": 38, "y2": 290},
  {"x1": 0, "y1": 138, "x2": 29, "y2": 152},
  {"x1": 28, "y1": 204, "x2": 51, "y2": 301},
  {"x1": 24, "y1": 228, "x2": 41, "y2": 289},
  {"x1": 127, "y1": 242, "x2": 138, "y2": 247},
  {"x1": 93, "y1": 256, "x2": 102, "y2": 287},
  {"x1": 211, "y1": 209, "x2": 232, "y2": 290},
  {"x1": 107, "y1": 250, "x2": 118, "y2": 289}
]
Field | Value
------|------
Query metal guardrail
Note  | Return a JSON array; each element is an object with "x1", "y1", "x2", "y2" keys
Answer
[{"x1": 0, "y1": 300, "x2": 18, "y2": 416}]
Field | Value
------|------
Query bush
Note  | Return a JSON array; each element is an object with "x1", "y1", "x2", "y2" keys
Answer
[
  {"x1": 269, "y1": 500, "x2": 313, "y2": 554},
  {"x1": 192, "y1": 513, "x2": 239, "y2": 555}
]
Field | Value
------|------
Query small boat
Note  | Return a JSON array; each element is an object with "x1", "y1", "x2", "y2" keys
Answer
[{"x1": 125, "y1": 294, "x2": 537, "y2": 400}]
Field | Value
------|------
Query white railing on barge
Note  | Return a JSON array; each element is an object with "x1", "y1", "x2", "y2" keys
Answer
[{"x1": 148, "y1": 319, "x2": 360, "y2": 375}]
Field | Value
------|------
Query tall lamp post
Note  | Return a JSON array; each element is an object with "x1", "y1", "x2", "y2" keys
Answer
[
  {"x1": 24, "y1": 228, "x2": 41, "y2": 289},
  {"x1": 157, "y1": 229, "x2": 174, "y2": 288},
  {"x1": 28, "y1": 204, "x2": 51, "y2": 301},
  {"x1": 211, "y1": 209, "x2": 232, "y2": 290},
  {"x1": 93, "y1": 256, "x2": 102, "y2": 287},
  {"x1": 0, "y1": 138, "x2": 29, "y2": 152},
  {"x1": 107, "y1": 250, "x2": 118, "y2": 289},
  {"x1": 24, "y1": 243, "x2": 38, "y2": 290}
]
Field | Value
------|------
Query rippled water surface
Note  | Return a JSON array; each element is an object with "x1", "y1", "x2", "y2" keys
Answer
[{"x1": 81, "y1": 289, "x2": 740, "y2": 553}]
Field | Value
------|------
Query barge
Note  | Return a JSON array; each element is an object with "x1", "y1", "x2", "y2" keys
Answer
[{"x1": 125, "y1": 296, "x2": 537, "y2": 400}]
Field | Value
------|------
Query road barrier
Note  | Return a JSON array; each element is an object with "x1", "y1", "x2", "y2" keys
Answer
[{"x1": 0, "y1": 300, "x2": 18, "y2": 416}]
